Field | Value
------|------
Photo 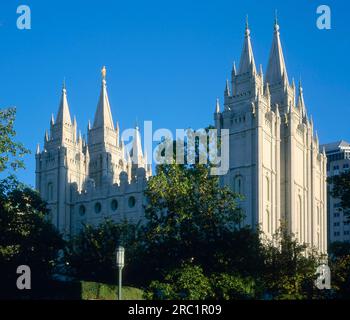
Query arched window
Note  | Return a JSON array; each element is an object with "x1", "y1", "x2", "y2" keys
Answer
[
  {"x1": 128, "y1": 196, "x2": 136, "y2": 208},
  {"x1": 79, "y1": 205, "x2": 86, "y2": 216},
  {"x1": 266, "y1": 176, "x2": 270, "y2": 201},
  {"x1": 298, "y1": 196, "x2": 303, "y2": 242},
  {"x1": 47, "y1": 182, "x2": 53, "y2": 201},
  {"x1": 111, "y1": 199, "x2": 118, "y2": 211},
  {"x1": 95, "y1": 202, "x2": 102, "y2": 214},
  {"x1": 234, "y1": 176, "x2": 243, "y2": 195}
]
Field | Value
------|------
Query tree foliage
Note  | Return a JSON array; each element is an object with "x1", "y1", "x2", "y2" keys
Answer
[
  {"x1": 328, "y1": 171, "x2": 350, "y2": 218},
  {"x1": 261, "y1": 226, "x2": 323, "y2": 300},
  {"x1": 135, "y1": 161, "x2": 253, "y2": 283},
  {"x1": 65, "y1": 219, "x2": 140, "y2": 284},
  {"x1": 0, "y1": 108, "x2": 29, "y2": 173},
  {"x1": 144, "y1": 264, "x2": 212, "y2": 300},
  {"x1": 0, "y1": 176, "x2": 64, "y2": 298}
]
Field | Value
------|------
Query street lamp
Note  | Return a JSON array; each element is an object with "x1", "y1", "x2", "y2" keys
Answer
[{"x1": 116, "y1": 245, "x2": 125, "y2": 300}]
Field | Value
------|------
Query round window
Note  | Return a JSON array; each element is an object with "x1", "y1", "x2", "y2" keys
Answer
[
  {"x1": 111, "y1": 199, "x2": 118, "y2": 211},
  {"x1": 128, "y1": 196, "x2": 136, "y2": 208},
  {"x1": 79, "y1": 205, "x2": 86, "y2": 216},
  {"x1": 95, "y1": 202, "x2": 102, "y2": 214}
]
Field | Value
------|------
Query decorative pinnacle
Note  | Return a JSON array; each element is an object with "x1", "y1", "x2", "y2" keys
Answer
[
  {"x1": 101, "y1": 66, "x2": 107, "y2": 81},
  {"x1": 215, "y1": 97, "x2": 220, "y2": 113},
  {"x1": 274, "y1": 9, "x2": 280, "y2": 31},
  {"x1": 245, "y1": 15, "x2": 250, "y2": 36},
  {"x1": 299, "y1": 77, "x2": 303, "y2": 92},
  {"x1": 62, "y1": 77, "x2": 66, "y2": 93}
]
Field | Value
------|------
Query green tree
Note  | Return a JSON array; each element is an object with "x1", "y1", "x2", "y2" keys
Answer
[
  {"x1": 136, "y1": 160, "x2": 248, "y2": 284},
  {"x1": 330, "y1": 255, "x2": 350, "y2": 299},
  {"x1": 261, "y1": 226, "x2": 322, "y2": 300},
  {"x1": 0, "y1": 107, "x2": 29, "y2": 173},
  {"x1": 328, "y1": 171, "x2": 350, "y2": 219},
  {"x1": 66, "y1": 219, "x2": 140, "y2": 284},
  {"x1": 329, "y1": 242, "x2": 350, "y2": 299},
  {"x1": 0, "y1": 176, "x2": 64, "y2": 298},
  {"x1": 210, "y1": 273, "x2": 255, "y2": 300},
  {"x1": 144, "y1": 264, "x2": 212, "y2": 300}
]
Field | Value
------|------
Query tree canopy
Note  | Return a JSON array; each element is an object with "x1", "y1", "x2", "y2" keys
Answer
[{"x1": 0, "y1": 107, "x2": 29, "y2": 173}]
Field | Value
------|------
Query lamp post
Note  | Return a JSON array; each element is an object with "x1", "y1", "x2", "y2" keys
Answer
[{"x1": 116, "y1": 246, "x2": 125, "y2": 300}]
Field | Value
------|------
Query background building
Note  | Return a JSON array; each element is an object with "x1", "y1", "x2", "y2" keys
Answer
[
  {"x1": 322, "y1": 140, "x2": 350, "y2": 244},
  {"x1": 214, "y1": 19, "x2": 327, "y2": 252}
]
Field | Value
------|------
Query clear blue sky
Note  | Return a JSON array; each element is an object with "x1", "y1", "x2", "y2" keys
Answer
[{"x1": 0, "y1": 0, "x2": 348, "y2": 186}]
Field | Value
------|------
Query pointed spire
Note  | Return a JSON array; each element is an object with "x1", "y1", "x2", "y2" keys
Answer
[
  {"x1": 116, "y1": 121, "x2": 120, "y2": 147},
  {"x1": 215, "y1": 98, "x2": 220, "y2": 113},
  {"x1": 232, "y1": 61, "x2": 237, "y2": 76},
  {"x1": 264, "y1": 82, "x2": 271, "y2": 97},
  {"x1": 45, "y1": 130, "x2": 49, "y2": 142},
  {"x1": 238, "y1": 16, "x2": 256, "y2": 75},
  {"x1": 36, "y1": 143, "x2": 40, "y2": 154},
  {"x1": 50, "y1": 113, "x2": 55, "y2": 126},
  {"x1": 116, "y1": 121, "x2": 120, "y2": 133},
  {"x1": 224, "y1": 79, "x2": 231, "y2": 96},
  {"x1": 297, "y1": 79, "x2": 306, "y2": 116},
  {"x1": 120, "y1": 140, "x2": 126, "y2": 162},
  {"x1": 131, "y1": 125, "x2": 144, "y2": 164},
  {"x1": 266, "y1": 15, "x2": 289, "y2": 86},
  {"x1": 88, "y1": 120, "x2": 91, "y2": 130},
  {"x1": 275, "y1": 104, "x2": 280, "y2": 118},
  {"x1": 93, "y1": 66, "x2": 115, "y2": 130},
  {"x1": 274, "y1": 9, "x2": 278, "y2": 27},
  {"x1": 310, "y1": 115, "x2": 314, "y2": 130},
  {"x1": 56, "y1": 82, "x2": 72, "y2": 125},
  {"x1": 85, "y1": 144, "x2": 90, "y2": 159}
]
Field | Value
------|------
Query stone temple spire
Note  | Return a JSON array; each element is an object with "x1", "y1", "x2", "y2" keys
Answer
[
  {"x1": 266, "y1": 14, "x2": 289, "y2": 86},
  {"x1": 56, "y1": 81, "x2": 72, "y2": 125},
  {"x1": 130, "y1": 124, "x2": 144, "y2": 165},
  {"x1": 93, "y1": 66, "x2": 115, "y2": 130},
  {"x1": 238, "y1": 16, "x2": 256, "y2": 75},
  {"x1": 297, "y1": 79, "x2": 306, "y2": 117}
]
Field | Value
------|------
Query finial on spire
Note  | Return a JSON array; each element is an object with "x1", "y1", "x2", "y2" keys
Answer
[
  {"x1": 232, "y1": 61, "x2": 237, "y2": 76},
  {"x1": 215, "y1": 97, "x2": 220, "y2": 113},
  {"x1": 36, "y1": 143, "x2": 40, "y2": 155},
  {"x1": 101, "y1": 66, "x2": 107, "y2": 81},
  {"x1": 224, "y1": 79, "x2": 231, "y2": 96},
  {"x1": 245, "y1": 15, "x2": 250, "y2": 36},
  {"x1": 275, "y1": 10, "x2": 278, "y2": 25},
  {"x1": 299, "y1": 77, "x2": 303, "y2": 92},
  {"x1": 274, "y1": 9, "x2": 280, "y2": 31}
]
